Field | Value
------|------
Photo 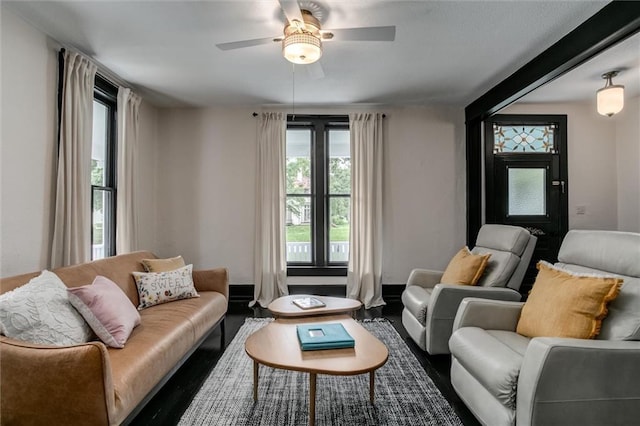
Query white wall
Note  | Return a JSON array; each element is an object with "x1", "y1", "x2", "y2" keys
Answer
[
  {"x1": 0, "y1": 7, "x2": 58, "y2": 276},
  {"x1": 155, "y1": 107, "x2": 258, "y2": 284},
  {"x1": 615, "y1": 95, "x2": 640, "y2": 232},
  {"x1": 155, "y1": 106, "x2": 466, "y2": 285},
  {"x1": 137, "y1": 101, "x2": 160, "y2": 250},
  {"x1": 502, "y1": 101, "x2": 620, "y2": 230}
]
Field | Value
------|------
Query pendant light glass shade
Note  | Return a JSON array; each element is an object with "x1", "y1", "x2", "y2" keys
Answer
[
  {"x1": 283, "y1": 33, "x2": 322, "y2": 64},
  {"x1": 597, "y1": 71, "x2": 624, "y2": 117}
]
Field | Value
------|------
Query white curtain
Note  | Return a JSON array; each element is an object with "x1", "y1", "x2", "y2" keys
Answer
[
  {"x1": 347, "y1": 113, "x2": 385, "y2": 308},
  {"x1": 251, "y1": 112, "x2": 288, "y2": 307},
  {"x1": 51, "y1": 51, "x2": 97, "y2": 268},
  {"x1": 116, "y1": 87, "x2": 142, "y2": 254}
]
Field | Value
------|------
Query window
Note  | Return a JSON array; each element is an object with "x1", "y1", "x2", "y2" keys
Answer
[
  {"x1": 91, "y1": 76, "x2": 117, "y2": 260},
  {"x1": 286, "y1": 116, "x2": 350, "y2": 275}
]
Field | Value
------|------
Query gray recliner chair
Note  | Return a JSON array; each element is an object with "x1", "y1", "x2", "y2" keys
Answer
[
  {"x1": 449, "y1": 230, "x2": 640, "y2": 426},
  {"x1": 401, "y1": 224, "x2": 537, "y2": 354}
]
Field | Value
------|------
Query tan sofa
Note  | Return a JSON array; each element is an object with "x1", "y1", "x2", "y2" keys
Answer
[{"x1": 0, "y1": 251, "x2": 228, "y2": 425}]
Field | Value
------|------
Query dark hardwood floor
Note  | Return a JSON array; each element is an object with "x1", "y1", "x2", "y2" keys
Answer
[{"x1": 129, "y1": 290, "x2": 480, "y2": 426}]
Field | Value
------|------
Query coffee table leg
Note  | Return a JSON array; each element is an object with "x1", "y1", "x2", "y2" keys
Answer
[
  {"x1": 369, "y1": 371, "x2": 375, "y2": 403},
  {"x1": 253, "y1": 361, "x2": 259, "y2": 402},
  {"x1": 309, "y1": 372, "x2": 316, "y2": 426}
]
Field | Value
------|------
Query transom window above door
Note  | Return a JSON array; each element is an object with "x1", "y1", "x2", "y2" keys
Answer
[{"x1": 493, "y1": 123, "x2": 557, "y2": 153}]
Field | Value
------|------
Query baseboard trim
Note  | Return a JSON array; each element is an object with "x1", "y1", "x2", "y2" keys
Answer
[{"x1": 229, "y1": 284, "x2": 405, "y2": 303}]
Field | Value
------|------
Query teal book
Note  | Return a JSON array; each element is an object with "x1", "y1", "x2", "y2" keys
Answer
[{"x1": 296, "y1": 323, "x2": 355, "y2": 351}]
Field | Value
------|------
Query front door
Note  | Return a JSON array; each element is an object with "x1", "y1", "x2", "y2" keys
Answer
[{"x1": 485, "y1": 114, "x2": 569, "y2": 296}]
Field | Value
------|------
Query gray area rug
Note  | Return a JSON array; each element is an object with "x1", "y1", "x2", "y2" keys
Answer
[{"x1": 179, "y1": 318, "x2": 462, "y2": 425}]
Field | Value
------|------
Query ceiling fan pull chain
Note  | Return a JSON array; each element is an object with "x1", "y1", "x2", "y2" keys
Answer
[{"x1": 292, "y1": 63, "x2": 296, "y2": 119}]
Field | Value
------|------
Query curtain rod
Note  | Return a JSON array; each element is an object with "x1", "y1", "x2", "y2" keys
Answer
[
  {"x1": 59, "y1": 47, "x2": 131, "y2": 89},
  {"x1": 252, "y1": 112, "x2": 386, "y2": 118}
]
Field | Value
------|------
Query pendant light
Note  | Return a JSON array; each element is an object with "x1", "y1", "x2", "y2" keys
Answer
[{"x1": 597, "y1": 71, "x2": 624, "y2": 117}]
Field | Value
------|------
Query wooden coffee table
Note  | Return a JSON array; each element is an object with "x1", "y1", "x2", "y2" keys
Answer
[
  {"x1": 244, "y1": 315, "x2": 388, "y2": 426},
  {"x1": 268, "y1": 294, "x2": 362, "y2": 317}
]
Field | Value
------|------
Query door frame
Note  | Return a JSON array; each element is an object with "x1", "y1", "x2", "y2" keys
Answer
[
  {"x1": 464, "y1": 2, "x2": 640, "y2": 245},
  {"x1": 484, "y1": 114, "x2": 568, "y2": 238}
]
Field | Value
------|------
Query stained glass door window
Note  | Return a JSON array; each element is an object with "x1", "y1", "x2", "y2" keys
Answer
[{"x1": 494, "y1": 124, "x2": 556, "y2": 153}]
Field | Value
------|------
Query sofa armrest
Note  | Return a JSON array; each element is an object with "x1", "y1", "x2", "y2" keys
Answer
[
  {"x1": 517, "y1": 338, "x2": 640, "y2": 426},
  {"x1": 452, "y1": 297, "x2": 524, "y2": 333},
  {"x1": 0, "y1": 336, "x2": 114, "y2": 425},
  {"x1": 193, "y1": 267, "x2": 229, "y2": 301},
  {"x1": 424, "y1": 286, "x2": 522, "y2": 354},
  {"x1": 407, "y1": 268, "x2": 444, "y2": 289}
]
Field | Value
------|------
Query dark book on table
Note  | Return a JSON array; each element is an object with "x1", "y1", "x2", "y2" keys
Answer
[
  {"x1": 296, "y1": 323, "x2": 355, "y2": 351},
  {"x1": 292, "y1": 297, "x2": 326, "y2": 310}
]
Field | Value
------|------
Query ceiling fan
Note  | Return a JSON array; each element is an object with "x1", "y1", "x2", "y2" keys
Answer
[{"x1": 215, "y1": 0, "x2": 396, "y2": 78}]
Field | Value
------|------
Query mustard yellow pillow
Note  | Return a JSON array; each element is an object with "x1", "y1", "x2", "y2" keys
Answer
[
  {"x1": 141, "y1": 255, "x2": 185, "y2": 273},
  {"x1": 440, "y1": 247, "x2": 491, "y2": 286},
  {"x1": 517, "y1": 261, "x2": 622, "y2": 339}
]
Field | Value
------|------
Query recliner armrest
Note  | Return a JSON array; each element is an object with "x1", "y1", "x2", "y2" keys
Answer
[
  {"x1": 429, "y1": 284, "x2": 522, "y2": 321},
  {"x1": 452, "y1": 297, "x2": 524, "y2": 332},
  {"x1": 424, "y1": 285, "x2": 522, "y2": 355},
  {"x1": 517, "y1": 337, "x2": 640, "y2": 426},
  {"x1": 407, "y1": 268, "x2": 444, "y2": 289}
]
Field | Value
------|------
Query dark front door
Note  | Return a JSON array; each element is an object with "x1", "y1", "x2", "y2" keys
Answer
[{"x1": 485, "y1": 114, "x2": 569, "y2": 296}]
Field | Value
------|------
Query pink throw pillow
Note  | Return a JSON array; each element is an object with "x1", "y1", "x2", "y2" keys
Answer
[{"x1": 67, "y1": 276, "x2": 141, "y2": 348}]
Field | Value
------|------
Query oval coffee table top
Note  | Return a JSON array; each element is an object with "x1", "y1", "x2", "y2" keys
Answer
[
  {"x1": 245, "y1": 315, "x2": 388, "y2": 375},
  {"x1": 268, "y1": 295, "x2": 362, "y2": 317}
]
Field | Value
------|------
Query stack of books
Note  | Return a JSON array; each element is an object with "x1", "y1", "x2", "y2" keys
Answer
[{"x1": 296, "y1": 323, "x2": 355, "y2": 351}]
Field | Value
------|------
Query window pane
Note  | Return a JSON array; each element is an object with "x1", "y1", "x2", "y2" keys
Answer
[
  {"x1": 494, "y1": 124, "x2": 555, "y2": 153},
  {"x1": 92, "y1": 101, "x2": 108, "y2": 186},
  {"x1": 92, "y1": 188, "x2": 114, "y2": 260},
  {"x1": 508, "y1": 168, "x2": 546, "y2": 215},
  {"x1": 286, "y1": 195, "x2": 311, "y2": 262},
  {"x1": 329, "y1": 197, "x2": 349, "y2": 262},
  {"x1": 329, "y1": 129, "x2": 350, "y2": 194},
  {"x1": 286, "y1": 129, "x2": 311, "y2": 194}
]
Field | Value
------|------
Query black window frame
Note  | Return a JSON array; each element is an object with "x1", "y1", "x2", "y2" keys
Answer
[
  {"x1": 286, "y1": 115, "x2": 350, "y2": 276},
  {"x1": 91, "y1": 75, "x2": 118, "y2": 259}
]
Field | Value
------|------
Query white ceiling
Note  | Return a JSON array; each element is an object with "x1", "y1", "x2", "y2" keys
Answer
[
  {"x1": 6, "y1": 0, "x2": 624, "y2": 108},
  {"x1": 519, "y1": 30, "x2": 640, "y2": 104}
]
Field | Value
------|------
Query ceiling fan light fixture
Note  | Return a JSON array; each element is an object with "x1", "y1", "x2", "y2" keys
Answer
[
  {"x1": 597, "y1": 71, "x2": 624, "y2": 117},
  {"x1": 283, "y1": 33, "x2": 322, "y2": 64}
]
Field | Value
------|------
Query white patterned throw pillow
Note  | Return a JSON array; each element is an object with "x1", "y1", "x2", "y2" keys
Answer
[
  {"x1": 0, "y1": 270, "x2": 93, "y2": 345},
  {"x1": 132, "y1": 264, "x2": 199, "y2": 310}
]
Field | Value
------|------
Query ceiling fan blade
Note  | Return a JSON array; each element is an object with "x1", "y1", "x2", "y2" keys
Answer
[
  {"x1": 324, "y1": 26, "x2": 396, "y2": 42},
  {"x1": 216, "y1": 37, "x2": 278, "y2": 51},
  {"x1": 306, "y1": 61, "x2": 325, "y2": 80},
  {"x1": 278, "y1": 0, "x2": 304, "y2": 26}
]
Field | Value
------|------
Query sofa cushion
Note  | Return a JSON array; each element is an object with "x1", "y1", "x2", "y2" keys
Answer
[
  {"x1": 0, "y1": 271, "x2": 93, "y2": 346},
  {"x1": 473, "y1": 248, "x2": 520, "y2": 288},
  {"x1": 52, "y1": 251, "x2": 156, "y2": 307},
  {"x1": 557, "y1": 230, "x2": 640, "y2": 278},
  {"x1": 141, "y1": 256, "x2": 185, "y2": 273},
  {"x1": 517, "y1": 261, "x2": 622, "y2": 339},
  {"x1": 401, "y1": 286, "x2": 432, "y2": 325},
  {"x1": 107, "y1": 291, "x2": 227, "y2": 424},
  {"x1": 475, "y1": 224, "x2": 531, "y2": 257},
  {"x1": 132, "y1": 264, "x2": 199, "y2": 310},
  {"x1": 450, "y1": 327, "x2": 530, "y2": 410},
  {"x1": 441, "y1": 247, "x2": 491, "y2": 286},
  {"x1": 556, "y1": 263, "x2": 640, "y2": 341},
  {"x1": 67, "y1": 276, "x2": 141, "y2": 348}
]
